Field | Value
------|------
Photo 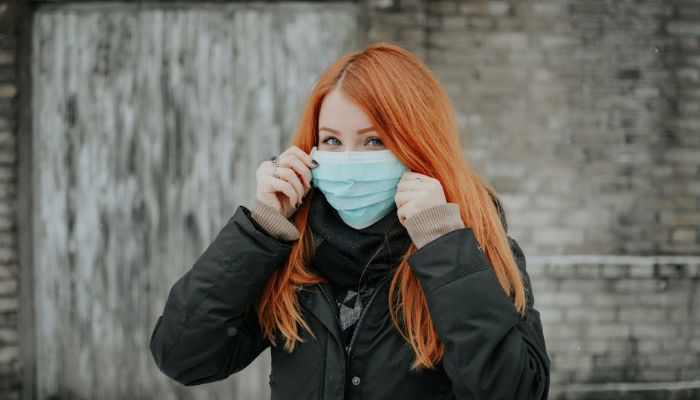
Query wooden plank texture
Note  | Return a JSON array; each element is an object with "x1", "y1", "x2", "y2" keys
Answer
[{"x1": 30, "y1": 3, "x2": 360, "y2": 399}]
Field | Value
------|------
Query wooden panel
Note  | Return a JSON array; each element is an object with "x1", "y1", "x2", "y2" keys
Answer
[{"x1": 30, "y1": 3, "x2": 360, "y2": 399}]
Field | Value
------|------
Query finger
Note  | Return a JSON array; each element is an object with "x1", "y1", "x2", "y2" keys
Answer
[
  {"x1": 399, "y1": 171, "x2": 433, "y2": 186},
  {"x1": 400, "y1": 171, "x2": 425, "y2": 180},
  {"x1": 274, "y1": 166, "x2": 304, "y2": 204},
  {"x1": 394, "y1": 190, "x2": 413, "y2": 209},
  {"x1": 397, "y1": 175, "x2": 434, "y2": 193},
  {"x1": 396, "y1": 178, "x2": 420, "y2": 193},
  {"x1": 267, "y1": 175, "x2": 299, "y2": 206},
  {"x1": 265, "y1": 154, "x2": 311, "y2": 208},
  {"x1": 396, "y1": 204, "x2": 409, "y2": 224},
  {"x1": 283, "y1": 145, "x2": 316, "y2": 168},
  {"x1": 283, "y1": 193, "x2": 296, "y2": 210},
  {"x1": 399, "y1": 201, "x2": 419, "y2": 222},
  {"x1": 396, "y1": 174, "x2": 414, "y2": 192},
  {"x1": 396, "y1": 179, "x2": 412, "y2": 193},
  {"x1": 258, "y1": 160, "x2": 275, "y2": 176},
  {"x1": 284, "y1": 155, "x2": 313, "y2": 188}
]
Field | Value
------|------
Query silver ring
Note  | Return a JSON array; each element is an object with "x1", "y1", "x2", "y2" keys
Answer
[
  {"x1": 271, "y1": 155, "x2": 280, "y2": 179},
  {"x1": 410, "y1": 177, "x2": 423, "y2": 191}
]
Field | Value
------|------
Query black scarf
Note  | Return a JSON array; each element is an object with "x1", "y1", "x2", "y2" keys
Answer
[{"x1": 308, "y1": 190, "x2": 413, "y2": 291}]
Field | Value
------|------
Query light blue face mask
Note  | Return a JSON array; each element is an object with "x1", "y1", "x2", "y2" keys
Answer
[{"x1": 310, "y1": 146, "x2": 410, "y2": 229}]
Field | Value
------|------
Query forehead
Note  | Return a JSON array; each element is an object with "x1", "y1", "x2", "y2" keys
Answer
[{"x1": 318, "y1": 89, "x2": 373, "y2": 128}]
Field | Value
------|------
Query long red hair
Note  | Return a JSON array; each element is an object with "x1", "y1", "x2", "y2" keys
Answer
[{"x1": 254, "y1": 41, "x2": 527, "y2": 370}]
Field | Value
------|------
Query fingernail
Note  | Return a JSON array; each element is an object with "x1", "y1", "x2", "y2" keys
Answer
[{"x1": 311, "y1": 159, "x2": 319, "y2": 166}]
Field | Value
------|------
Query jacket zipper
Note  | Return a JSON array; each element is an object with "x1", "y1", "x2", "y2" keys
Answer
[
  {"x1": 346, "y1": 274, "x2": 392, "y2": 356},
  {"x1": 318, "y1": 274, "x2": 392, "y2": 392}
]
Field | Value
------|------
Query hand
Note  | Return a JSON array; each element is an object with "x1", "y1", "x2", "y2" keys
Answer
[
  {"x1": 255, "y1": 145, "x2": 317, "y2": 219},
  {"x1": 394, "y1": 171, "x2": 447, "y2": 226}
]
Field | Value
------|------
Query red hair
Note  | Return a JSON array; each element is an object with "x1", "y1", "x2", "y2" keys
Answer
[{"x1": 254, "y1": 41, "x2": 527, "y2": 370}]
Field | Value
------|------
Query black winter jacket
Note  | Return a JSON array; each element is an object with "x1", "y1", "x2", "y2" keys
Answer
[{"x1": 149, "y1": 205, "x2": 551, "y2": 399}]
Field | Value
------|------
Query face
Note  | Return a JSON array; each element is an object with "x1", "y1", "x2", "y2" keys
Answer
[{"x1": 316, "y1": 88, "x2": 386, "y2": 152}]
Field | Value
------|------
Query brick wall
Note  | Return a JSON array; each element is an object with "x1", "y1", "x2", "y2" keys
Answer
[
  {"x1": 363, "y1": 0, "x2": 700, "y2": 399},
  {"x1": 664, "y1": 3, "x2": 700, "y2": 254},
  {"x1": 0, "y1": 0, "x2": 20, "y2": 398},
  {"x1": 367, "y1": 0, "x2": 700, "y2": 257},
  {"x1": 529, "y1": 257, "x2": 700, "y2": 399}
]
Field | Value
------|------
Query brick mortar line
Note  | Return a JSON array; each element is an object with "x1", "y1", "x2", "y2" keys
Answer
[
  {"x1": 560, "y1": 379, "x2": 700, "y2": 392},
  {"x1": 529, "y1": 255, "x2": 700, "y2": 265}
]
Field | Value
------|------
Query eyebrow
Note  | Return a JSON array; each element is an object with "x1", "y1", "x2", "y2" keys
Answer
[{"x1": 319, "y1": 126, "x2": 376, "y2": 135}]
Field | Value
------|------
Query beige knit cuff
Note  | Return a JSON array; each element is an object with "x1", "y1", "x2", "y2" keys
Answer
[
  {"x1": 250, "y1": 197, "x2": 300, "y2": 241},
  {"x1": 404, "y1": 203, "x2": 465, "y2": 249}
]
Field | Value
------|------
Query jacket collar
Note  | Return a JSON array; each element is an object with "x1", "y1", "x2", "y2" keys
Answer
[
  {"x1": 297, "y1": 281, "x2": 344, "y2": 348},
  {"x1": 296, "y1": 275, "x2": 395, "y2": 351}
]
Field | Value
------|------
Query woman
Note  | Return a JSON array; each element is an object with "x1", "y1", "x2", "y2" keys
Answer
[{"x1": 150, "y1": 42, "x2": 550, "y2": 399}]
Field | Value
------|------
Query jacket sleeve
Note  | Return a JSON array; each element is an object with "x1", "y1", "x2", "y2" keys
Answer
[
  {"x1": 149, "y1": 205, "x2": 295, "y2": 386},
  {"x1": 406, "y1": 228, "x2": 550, "y2": 400}
]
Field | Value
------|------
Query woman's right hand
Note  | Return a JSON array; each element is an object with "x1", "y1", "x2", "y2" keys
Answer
[{"x1": 255, "y1": 145, "x2": 318, "y2": 219}]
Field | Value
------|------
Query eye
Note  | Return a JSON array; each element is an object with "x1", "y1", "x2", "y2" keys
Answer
[
  {"x1": 321, "y1": 137, "x2": 341, "y2": 146},
  {"x1": 367, "y1": 137, "x2": 384, "y2": 146}
]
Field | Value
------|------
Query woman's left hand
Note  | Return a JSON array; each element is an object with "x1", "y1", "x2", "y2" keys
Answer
[{"x1": 395, "y1": 171, "x2": 447, "y2": 226}]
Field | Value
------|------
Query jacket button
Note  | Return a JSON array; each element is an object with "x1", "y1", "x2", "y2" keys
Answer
[
  {"x1": 225, "y1": 326, "x2": 238, "y2": 337},
  {"x1": 351, "y1": 376, "x2": 360, "y2": 386}
]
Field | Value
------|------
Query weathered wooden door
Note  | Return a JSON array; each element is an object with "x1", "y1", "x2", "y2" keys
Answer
[{"x1": 30, "y1": 2, "x2": 361, "y2": 399}]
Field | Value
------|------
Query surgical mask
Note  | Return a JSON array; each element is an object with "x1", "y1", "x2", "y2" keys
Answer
[{"x1": 310, "y1": 146, "x2": 410, "y2": 229}]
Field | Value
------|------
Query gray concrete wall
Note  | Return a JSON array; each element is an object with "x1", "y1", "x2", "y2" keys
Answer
[{"x1": 29, "y1": 3, "x2": 360, "y2": 399}]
